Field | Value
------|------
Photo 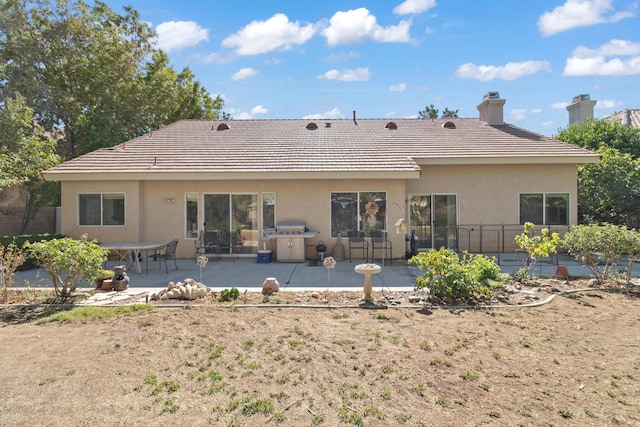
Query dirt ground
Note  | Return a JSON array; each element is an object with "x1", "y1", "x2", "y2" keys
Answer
[{"x1": 1, "y1": 280, "x2": 639, "y2": 426}]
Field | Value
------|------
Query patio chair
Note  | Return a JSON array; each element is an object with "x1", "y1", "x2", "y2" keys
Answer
[
  {"x1": 196, "y1": 230, "x2": 221, "y2": 259},
  {"x1": 370, "y1": 231, "x2": 392, "y2": 266},
  {"x1": 347, "y1": 230, "x2": 368, "y2": 262},
  {"x1": 231, "y1": 229, "x2": 245, "y2": 261},
  {"x1": 153, "y1": 239, "x2": 179, "y2": 273}
]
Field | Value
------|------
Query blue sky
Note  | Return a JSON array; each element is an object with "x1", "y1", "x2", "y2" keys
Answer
[{"x1": 107, "y1": 0, "x2": 639, "y2": 136}]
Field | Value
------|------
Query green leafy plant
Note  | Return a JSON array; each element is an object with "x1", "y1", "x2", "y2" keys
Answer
[
  {"x1": 219, "y1": 287, "x2": 240, "y2": 302},
  {"x1": 514, "y1": 222, "x2": 560, "y2": 276},
  {"x1": 562, "y1": 223, "x2": 640, "y2": 283},
  {"x1": 409, "y1": 247, "x2": 504, "y2": 303},
  {"x1": 25, "y1": 235, "x2": 109, "y2": 298}
]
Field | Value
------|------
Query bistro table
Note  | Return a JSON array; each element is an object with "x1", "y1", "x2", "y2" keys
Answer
[{"x1": 100, "y1": 242, "x2": 164, "y2": 274}]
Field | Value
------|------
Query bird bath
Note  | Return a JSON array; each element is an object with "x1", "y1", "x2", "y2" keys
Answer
[{"x1": 354, "y1": 263, "x2": 382, "y2": 303}]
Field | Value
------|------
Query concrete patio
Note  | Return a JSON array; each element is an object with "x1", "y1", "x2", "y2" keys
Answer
[{"x1": 12, "y1": 252, "x2": 640, "y2": 295}]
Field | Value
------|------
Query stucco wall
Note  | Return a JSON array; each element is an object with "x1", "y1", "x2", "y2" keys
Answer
[
  {"x1": 59, "y1": 163, "x2": 578, "y2": 259},
  {"x1": 408, "y1": 163, "x2": 578, "y2": 224},
  {"x1": 61, "y1": 178, "x2": 407, "y2": 260}
]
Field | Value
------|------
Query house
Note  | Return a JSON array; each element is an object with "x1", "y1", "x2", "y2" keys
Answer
[
  {"x1": 605, "y1": 108, "x2": 640, "y2": 128},
  {"x1": 43, "y1": 92, "x2": 600, "y2": 261}
]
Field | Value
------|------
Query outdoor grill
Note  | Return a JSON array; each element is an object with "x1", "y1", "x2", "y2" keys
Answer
[{"x1": 264, "y1": 221, "x2": 318, "y2": 262}]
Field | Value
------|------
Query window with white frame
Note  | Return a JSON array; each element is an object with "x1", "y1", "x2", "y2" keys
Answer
[
  {"x1": 185, "y1": 192, "x2": 198, "y2": 239},
  {"x1": 262, "y1": 192, "x2": 275, "y2": 230},
  {"x1": 79, "y1": 193, "x2": 125, "y2": 226},
  {"x1": 519, "y1": 193, "x2": 569, "y2": 225},
  {"x1": 331, "y1": 191, "x2": 386, "y2": 237}
]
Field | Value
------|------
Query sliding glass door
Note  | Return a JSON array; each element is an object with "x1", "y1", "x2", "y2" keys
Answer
[
  {"x1": 204, "y1": 194, "x2": 258, "y2": 255},
  {"x1": 409, "y1": 194, "x2": 457, "y2": 250}
]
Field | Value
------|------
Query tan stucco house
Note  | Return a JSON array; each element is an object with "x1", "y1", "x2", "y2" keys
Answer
[{"x1": 43, "y1": 92, "x2": 600, "y2": 262}]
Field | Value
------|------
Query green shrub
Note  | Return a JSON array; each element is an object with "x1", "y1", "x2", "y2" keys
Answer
[
  {"x1": 219, "y1": 287, "x2": 240, "y2": 302},
  {"x1": 409, "y1": 248, "x2": 504, "y2": 303},
  {"x1": 562, "y1": 223, "x2": 640, "y2": 283},
  {"x1": 24, "y1": 235, "x2": 108, "y2": 298}
]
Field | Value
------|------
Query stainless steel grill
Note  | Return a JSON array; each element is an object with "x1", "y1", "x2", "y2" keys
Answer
[{"x1": 265, "y1": 221, "x2": 318, "y2": 262}]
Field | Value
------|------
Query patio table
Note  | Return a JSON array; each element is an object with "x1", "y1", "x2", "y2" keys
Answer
[{"x1": 100, "y1": 242, "x2": 164, "y2": 274}]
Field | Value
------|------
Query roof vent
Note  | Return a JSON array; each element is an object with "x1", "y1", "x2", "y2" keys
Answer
[
  {"x1": 216, "y1": 123, "x2": 230, "y2": 131},
  {"x1": 325, "y1": 122, "x2": 331, "y2": 128},
  {"x1": 306, "y1": 122, "x2": 318, "y2": 130},
  {"x1": 483, "y1": 91, "x2": 500, "y2": 101},
  {"x1": 385, "y1": 121, "x2": 398, "y2": 130},
  {"x1": 442, "y1": 121, "x2": 456, "y2": 129}
]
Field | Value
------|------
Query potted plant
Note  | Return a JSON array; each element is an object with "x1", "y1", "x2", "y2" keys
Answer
[{"x1": 96, "y1": 269, "x2": 115, "y2": 290}]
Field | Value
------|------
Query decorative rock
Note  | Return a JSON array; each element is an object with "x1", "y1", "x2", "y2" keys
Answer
[
  {"x1": 310, "y1": 291, "x2": 321, "y2": 298},
  {"x1": 152, "y1": 279, "x2": 212, "y2": 300},
  {"x1": 262, "y1": 277, "x2": 280, "y2": 295}
]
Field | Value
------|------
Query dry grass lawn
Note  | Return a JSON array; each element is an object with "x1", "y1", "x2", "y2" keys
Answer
[{"x1": 1, "y1": 287, "x2": 639, "y2": 426}]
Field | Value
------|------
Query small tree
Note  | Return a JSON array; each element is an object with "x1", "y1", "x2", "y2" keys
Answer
[
  {"x1": 1, "y1": 244, "x2": 27, "y2": 301},
  {"x1": 563, "y1": 223, "x2": 640, "y2": 283},
  {"x1": 25, "y1": 236, "x2": 108, "y2": 299},
  {"x1": 514, "y1": 222, "x2": 560, "y2": 278}
]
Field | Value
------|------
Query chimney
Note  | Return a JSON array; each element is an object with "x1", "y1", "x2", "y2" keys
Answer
[
  {"x1": 477, "y1": 91, "x2": 506, "y2": 125},
  {"x1": 567, "y1": 94, "x2": 596, "y2": 125}
]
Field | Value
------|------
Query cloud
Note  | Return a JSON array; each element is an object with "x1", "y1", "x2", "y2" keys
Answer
[
  {"x1": 393, "y1": 0, "x2": 438, "y2": 15},
  {"x1": 222, "y1": 13, "x2": 315, "y2": 55},
  {"x1": 509, "y1": 109, "x2": 527, "y2": 120},
  {"x1": 226, "y1": 106, "x2": 267, "y2": 119},
  {"x1": 155, "y1": 21, "x2": 209, "y2": 52},
  {"x1": 551, "y1": 102, "x2": 569, "y2": 109},
  {"x1": 322, "y1": 51, "x2": 360, "y2": 62},
  {"x1": 571, "y1": 39, "x2": 640, "y2": 57},
  {"x1": 538, "y1": 0, "x2": 636, "y2": 37},
  {"x1": 251, "y1": 105, "x2": 268, "y2": 115},
  {"x1": 455, "y1": 60, "x2": 551, "y2": 81},
  {"x1": 302, "y1": 108, "x2": 344, "y2": 119},
  {"x1": 318, "y1": 68, "x2": 371, "y2": 82},
  {"x1": 564, "y1": 39, "x2": 640, "y2": 76},
  {"x1": 595, "y1": 99, "x2": 620, "y2": 108},
  {"x1": 389, "y1": 83, "x2": 407, "y2": 92},
  {"x1": 231, "y1": 67, "x2": 259, "y2": 81},
  {"x1": 321, "y1": 8, "x2": 411, "y2": 46}
]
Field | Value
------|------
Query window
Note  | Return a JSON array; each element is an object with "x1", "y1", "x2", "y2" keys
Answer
[
  {"x1": 186, "y1": 192, "x2": 198, "y2": 239},
  {"x1": 79, "y1": 193, "x2": 125, "y2": 226},
  {"x1": 519, "y1": 193, "x2": 569, "y2": 225},
  {"x1": 331, "y1": 192, "x2": 386, "y2": 237},
  {"x1": 262, "y1": 192, "x2": 275, "y2": 230}
]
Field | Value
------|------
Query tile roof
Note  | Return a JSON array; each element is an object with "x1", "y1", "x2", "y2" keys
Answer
[
  {"x1": 605, "y1": 109, "x2": 640, "y2": 128},
  {"x1": 44, "y1": 118, "x2": 599, "y2": 180}
]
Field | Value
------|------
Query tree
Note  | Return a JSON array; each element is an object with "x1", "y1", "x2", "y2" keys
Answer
[
  {"x1": 1, "y1": 0, "x2": 224, "y2": 158},
  {"x1": 441, "y1": 108, "x2": 459, "y2": 118},
  {"x1": 418, "y1": 104, "x2": 438, "y2": 119},
  {"x1": 0, "y1": 95, "x2": 61, "y2": 232},
  {"x1": 140, "y1": 52, "x2": 223, "y2": 134},
  {"x1": 576, "y1": 148, "x2": 640, "y2": 228},
  {"x1": 556, "y1": 119, "x2": 640, "y2": 228},
  {"x1": 556, "y1": 118, "x2": 640, "y2": 158},
  {"x1": 418, "y1": 105, "x2": 459, "y2": 119}
]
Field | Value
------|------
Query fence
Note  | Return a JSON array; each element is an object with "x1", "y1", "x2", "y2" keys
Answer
[
  {"x1": 412, "y1": 223, "x2": 571, "y2": 254},
  {"x1": 0, "y1": 206, "x2": 58, "y2": 236}
]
